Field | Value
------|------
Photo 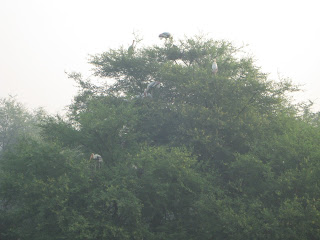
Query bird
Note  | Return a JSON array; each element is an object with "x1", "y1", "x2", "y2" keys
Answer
[
  {"x1": 90, "y1": 153, "x2": 103, "y2": 161},
  {"x1": 212, "y1": 59, "x2": 218, "y2": 75},
  {"x1": 159, "y1": 32, "x2": 172, "y2": 39},
  {"x1": 144, "y1": 81, "x2": 161, "y2": 97},
  {"x1": 90, "y1": 153, "x2": 103, "y2": 169},
  {"x1": 146, "y1": 81, "x2": 161, "y2": 90},
  {"x1": 128, "y1": 40, "x2": 135, "y2": 56},
  {"x1": 89, "y1": 153, "x2": 103, "y2": 169}
]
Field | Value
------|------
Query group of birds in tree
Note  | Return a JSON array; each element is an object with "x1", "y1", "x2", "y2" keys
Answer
[
  {"x1": 128, "y1": 32, "x2": 218, "y2": 73},
  {"x1": 158, "y1": 32, "x2": 218, "y2": 74},
  {"x1": 90, "y1": 33, "x2": 218, "y2": 166},
  {"x1": 133, "y1": 32, "x2": 218, "y2": 99}
]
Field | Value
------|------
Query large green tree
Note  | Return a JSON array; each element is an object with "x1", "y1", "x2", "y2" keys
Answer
[{"x1": 1, "y1": 35, "x2": 319, "y2": 240}]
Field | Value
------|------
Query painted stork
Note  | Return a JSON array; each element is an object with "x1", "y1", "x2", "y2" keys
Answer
[
  {"x1": 128, "y1": 40, "x2": 135, "y2": 56},
  {"x1": 144, "y1": 81, "x2": 161, "y2": 97},
  {"x1": 212, "y1": 59, "x2": 218, "y2": 75},
  {"x1": 90, "y1": 153, "x2": 103, "y2": 169},
  {"x1": 159, "y1": 32, "x2": 172, "y2": 39}
]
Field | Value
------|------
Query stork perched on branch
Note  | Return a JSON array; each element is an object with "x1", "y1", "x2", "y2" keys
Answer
[
  {"x1": 128, "y1": 40, "x2": 135, "y2": 56},
  {"x1": 144, "y1": 81, "x2": 161, "y2": 97},
  {"x1": 90, "y1": 153, "x2": 103, "y2": 169}
]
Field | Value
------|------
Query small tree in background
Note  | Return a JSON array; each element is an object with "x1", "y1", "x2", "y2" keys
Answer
[{"x1": 0, "y1": 97, "x2": 45, "y2": 154}]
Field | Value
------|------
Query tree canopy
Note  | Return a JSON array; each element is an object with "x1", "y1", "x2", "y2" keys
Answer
[{"x1": 1, "y1": 35, "x2": 320, "y2": 240}]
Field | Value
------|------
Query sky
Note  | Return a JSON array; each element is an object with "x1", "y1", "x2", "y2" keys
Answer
[{"x1": 1, "y1": 0, "x2": 319, "y2": 114}]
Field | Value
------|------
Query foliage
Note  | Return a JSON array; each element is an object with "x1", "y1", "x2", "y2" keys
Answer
[
  {"x1": 0, "y1": 97, "x2": 44, "y2": 155},
  {"x1": 1, "y1": 35, "x2": 320, "y2": 239}
]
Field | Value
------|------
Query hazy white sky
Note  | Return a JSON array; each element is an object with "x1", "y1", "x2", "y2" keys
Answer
[{"x1": 1, "y1": 0, "x2": 319, "y2": 113}]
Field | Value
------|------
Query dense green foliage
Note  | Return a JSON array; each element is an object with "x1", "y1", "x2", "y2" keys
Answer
[{"x1": 1, "y1": 35, "x2": 320, "y2": 239}]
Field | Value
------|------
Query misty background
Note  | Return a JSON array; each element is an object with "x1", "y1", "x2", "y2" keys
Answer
[{"x1": 1, "y1": 0, "x2": 319, "y2": 113}]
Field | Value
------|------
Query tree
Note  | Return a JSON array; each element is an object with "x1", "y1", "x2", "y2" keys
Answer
[
  {"x1": 0, "y1": 97, "x2": 44, "y2": 154},
  {"x1": 1, "y1": 34, "x2": 320, "y2": 239}
]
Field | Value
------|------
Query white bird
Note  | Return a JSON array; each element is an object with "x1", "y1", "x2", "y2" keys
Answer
[
  {"x1": 128, "y1": 40, "x2": 135, "y2": 56},
  {"x1": 90, "y1": 153, "x2": 103, "y2": 169},
  {"x1": 90, "y1": 153, "x2": 103, "y2": 162},
  {"x1": 146, "y1": 81, "x2": 161, "y2": 91},
  {"x1": 144, "y1": 81, "x2": 161, "y2": 97},
  {"x1": 212, "y1": 59, "x2": 218, "y2": 75},
  {"x1": 159, "y1": 32, "x2": 172, "y2": 39}
]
